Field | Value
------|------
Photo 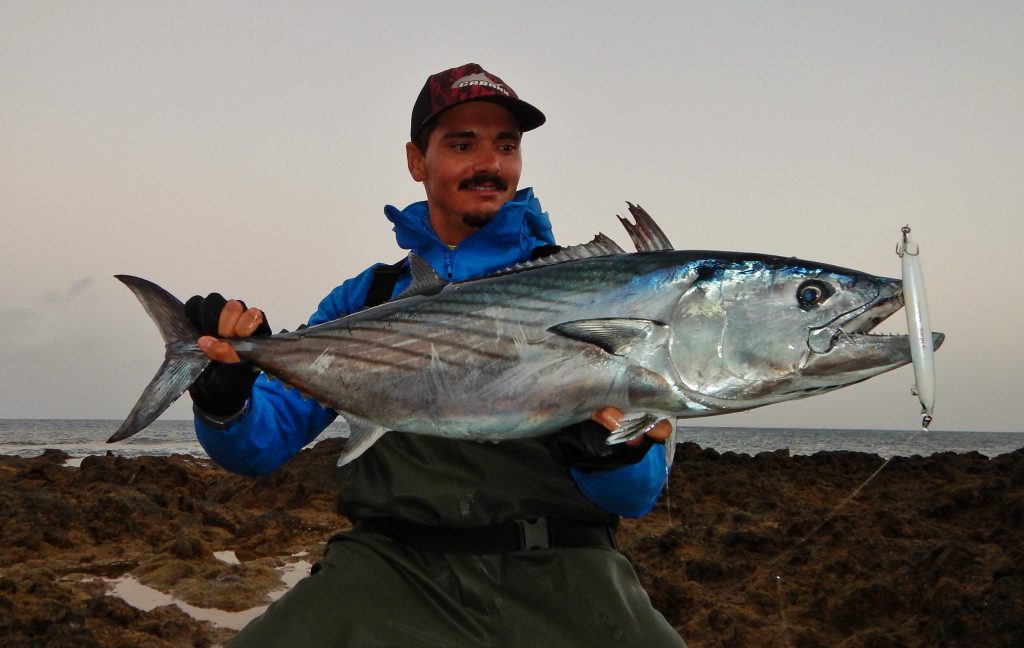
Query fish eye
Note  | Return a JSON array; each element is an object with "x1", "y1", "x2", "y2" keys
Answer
[{"x1": 796, "y1": 280, "x2": 833, "y2": 309}]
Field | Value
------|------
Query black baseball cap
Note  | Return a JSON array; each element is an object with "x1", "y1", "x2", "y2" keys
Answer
[{"x1": 410, "y1": 63, "x2": 546, "y2": 142}]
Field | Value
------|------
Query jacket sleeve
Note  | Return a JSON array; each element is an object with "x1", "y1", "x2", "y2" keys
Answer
[
  {"x1": 570, "y1": 444, "x2": 669, "y2": 518},
  {"x1": 195, "y1": 379, "x2": 337, "y2": 476},
  {"x1": 194, "y1": 266, "x2": 384, "y2": 476}
]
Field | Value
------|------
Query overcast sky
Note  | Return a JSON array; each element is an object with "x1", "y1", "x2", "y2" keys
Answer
[{"x1": 2, "y1": 1, "x2": 1022, "y2": 433}]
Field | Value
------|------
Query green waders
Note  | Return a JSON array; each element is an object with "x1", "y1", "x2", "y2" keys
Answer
[
  {"x1": 228, "y1": 434, "x2": 686, "y2": 647},
  {"x1": 227, "y1": 532, "x2": 685, "y2": 647}
]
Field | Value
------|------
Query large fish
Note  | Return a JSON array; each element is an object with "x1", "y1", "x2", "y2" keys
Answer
[{"x1": 110, "y1": 206, "x2": 943, "y2": 465}]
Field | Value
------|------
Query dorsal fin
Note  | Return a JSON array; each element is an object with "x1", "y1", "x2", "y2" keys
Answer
[
  {"x1": 394, "y1": 253, "x2": 447, "y2": 299},
  {"x1": 618, "y1": 203, "x2": 674, "y2": 252},
  {"x1": 501, "y1": 234, "x2": 626, "y2": 273}
]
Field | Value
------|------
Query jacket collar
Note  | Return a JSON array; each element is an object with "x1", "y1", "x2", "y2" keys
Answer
[{"x1": 384, "y1": 188, "x2": 555, "y2": 281}]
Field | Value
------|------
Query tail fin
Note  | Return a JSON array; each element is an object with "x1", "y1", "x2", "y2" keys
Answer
[{"x1": 108, "y1": 275, "x2": 210, "y2": 442}]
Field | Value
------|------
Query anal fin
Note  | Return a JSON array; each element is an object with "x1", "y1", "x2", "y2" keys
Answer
[
  {"x1": 336, "y1": 412, "x2": 389, "y2": 466},
  {"x1": 605, "y1": 412, "x2": 662, "y2": 444}
]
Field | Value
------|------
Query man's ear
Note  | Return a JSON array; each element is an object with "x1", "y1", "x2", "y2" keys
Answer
[{"x1": 406, "y1": 142, "x2": 427, "y2": 182}]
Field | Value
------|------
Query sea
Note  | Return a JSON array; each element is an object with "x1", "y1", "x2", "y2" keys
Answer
[{"x1": 2, "y1": 419, "x2": 1023, "y2": 462}]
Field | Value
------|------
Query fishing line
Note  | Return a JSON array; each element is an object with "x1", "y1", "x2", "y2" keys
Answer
[
  {"x1": 775, "y1": 575, "x2": 790, "y2": 644},
  {"x1": 676, "y1": 426, "x2": 926, "y2": 645},
  {"x1": 664, "y1": 474, "x2": 674, "y2": 526},
  {"x1": 781, "y1": 431, "x2": 921, "y2": 555},
  {"x1": 761, "y1": 426, "x2": 924, "y2": 645}
]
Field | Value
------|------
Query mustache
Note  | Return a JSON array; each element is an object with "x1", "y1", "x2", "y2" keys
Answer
[{"x1": 459, "y1": 174, "x2": 508, "y2": 191}]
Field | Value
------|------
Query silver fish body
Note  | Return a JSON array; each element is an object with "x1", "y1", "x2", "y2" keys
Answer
[{"x1": 111, "y1": 211, "x2": 943, "y2": 465}]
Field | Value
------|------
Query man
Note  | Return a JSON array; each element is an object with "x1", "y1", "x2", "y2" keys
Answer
[{"x1": 188, "y1": 63, "x2": 685, "y2": 647}]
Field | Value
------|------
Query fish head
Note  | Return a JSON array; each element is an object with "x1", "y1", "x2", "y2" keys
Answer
[{"x1": 667, "y1": 255, "x2": 943, "y2": 409}]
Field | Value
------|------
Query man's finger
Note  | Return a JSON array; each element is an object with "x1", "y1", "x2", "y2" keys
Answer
[
  {"x1": 198, "y1": 336, "x2": 242, "y2": 364},
  {"x1": 590, "y1": 406, "x2": 624, "y2": 431},
  {"x1": 233, "y1": 308, "x2": 265, "y2": 338},
  {"x1": 218, "y1": 300, "x2": 245, "y2": 338}
]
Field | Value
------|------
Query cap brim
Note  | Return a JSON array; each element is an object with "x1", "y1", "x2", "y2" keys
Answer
[
  {"x1": 414, "y1": 96, "x2": 547, "y2": 141},
  {"x1": 486, "y1": 97, "x2": 546, "y2": 133}
]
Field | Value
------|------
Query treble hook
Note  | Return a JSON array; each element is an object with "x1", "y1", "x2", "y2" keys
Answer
[{"x1": 896, "y1": 225, "x2": 919, "y2": 257}]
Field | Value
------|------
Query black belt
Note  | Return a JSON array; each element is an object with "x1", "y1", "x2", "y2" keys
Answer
[{"x1": 350, "y1": 517, "x2": 617, "y2": 554}]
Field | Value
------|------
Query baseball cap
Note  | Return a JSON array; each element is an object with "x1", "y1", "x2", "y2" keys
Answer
[{"x1": 410, "y1": 63, "x2": 546, "y2": 142}]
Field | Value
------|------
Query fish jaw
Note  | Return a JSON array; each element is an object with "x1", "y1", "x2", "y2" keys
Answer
[{"x1": 799, "y1": 329, "x2": 945, "y2": 387}]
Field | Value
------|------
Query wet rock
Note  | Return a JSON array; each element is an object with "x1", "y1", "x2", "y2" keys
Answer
[{"x1": 160, "y1": 533, "x2": 211, "y2": 560}]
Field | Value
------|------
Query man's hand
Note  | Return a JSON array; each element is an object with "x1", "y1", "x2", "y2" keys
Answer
[
  {"x1": 184, "y1": 293, "x2": 270, "y2": 418},
  {"x1": 196, "y1": 299, "x2": 267, "y2": 363},
  {"x1": 590, "y1": 406, "x2": 673, "y2": 444},
  {"x1": 547, "y1": 407, "x2": 671, "y2": 472}
]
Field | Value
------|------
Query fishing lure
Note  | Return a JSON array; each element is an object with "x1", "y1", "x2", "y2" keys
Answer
[{"x1": 897, "y1": 225, "x2": 935, "y2": 429}]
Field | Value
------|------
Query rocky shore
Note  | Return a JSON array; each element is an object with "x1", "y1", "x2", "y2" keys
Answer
[{"x1": 1, "y1": 438, "x2": 1022, "y2": 647}]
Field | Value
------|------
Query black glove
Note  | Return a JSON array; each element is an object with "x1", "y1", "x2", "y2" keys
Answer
[
  {"x1": 184, "y1": 293, "x2": 270, "y2": 418},
  {"x1": 547, "y1": 419, "x2": 656, "y2": 473}
]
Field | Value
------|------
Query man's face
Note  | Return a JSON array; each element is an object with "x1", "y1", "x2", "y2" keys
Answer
[{"x1": 406, "y1": 101, "x2": 523, "y2": 245}]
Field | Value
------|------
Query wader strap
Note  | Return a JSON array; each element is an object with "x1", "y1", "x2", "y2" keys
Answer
[
  {"x1": 350, "y1": 517, "x2": 617, "y2": 554},
  {"x1": 363, "y1": 258, "x2": 406, "y2": 309},
  {"x1": 530, "y1": 244, "x2": 562, "y2": 259}
]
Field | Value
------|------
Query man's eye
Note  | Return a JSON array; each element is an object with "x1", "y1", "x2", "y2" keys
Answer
[{"x1": 452, "y1": 143, "x2": 469, "y2": 151}]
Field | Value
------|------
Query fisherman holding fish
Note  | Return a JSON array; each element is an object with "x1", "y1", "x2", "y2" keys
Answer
[{"x1": 187, "y1": 64, "x2": 686, "y2": 646}]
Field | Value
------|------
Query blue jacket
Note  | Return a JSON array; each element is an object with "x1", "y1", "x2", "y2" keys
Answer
[{"x1": 196, "y1": 188, "x2": 667, "y2": 517}]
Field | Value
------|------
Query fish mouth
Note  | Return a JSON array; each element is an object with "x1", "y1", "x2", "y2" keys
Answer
[
  {"x1": 805, "y1": 286, "x2": 944, "y2": 370},
  {"x1": 808, "y1": 286, "x2": 903, "y2": 354}
]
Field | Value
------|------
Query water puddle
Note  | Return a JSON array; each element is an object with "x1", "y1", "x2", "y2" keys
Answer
[{"x1": 102, "y1": 555, "x2": 312, "y2": 631}]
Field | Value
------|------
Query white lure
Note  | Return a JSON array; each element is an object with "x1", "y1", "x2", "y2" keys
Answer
[{"x1": 897, "y1": 225, "x2": 935, "y2": 429}]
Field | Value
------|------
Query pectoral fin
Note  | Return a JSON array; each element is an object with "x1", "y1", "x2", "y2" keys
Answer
[{"x1": 549, "y1": 318, "x2": 667, "y2": 356}]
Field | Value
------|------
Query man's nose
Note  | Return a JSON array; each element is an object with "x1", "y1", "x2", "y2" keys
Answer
[{"x1": 472, "y1": 148, "x2": 500, "y2": 174}]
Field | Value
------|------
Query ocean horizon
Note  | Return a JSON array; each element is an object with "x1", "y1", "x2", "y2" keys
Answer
[{"x1": 2, "y1": 418, "x2": 1023, "y2": 462}]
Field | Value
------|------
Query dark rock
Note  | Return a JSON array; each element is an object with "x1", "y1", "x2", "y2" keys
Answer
[
  {"x1": 829, "y1": 582, "x2": 901, "y2": 633},
  {"x1": 722, "y1": 529, "x2": 776, "y2": 553},
  {"x1": 684, "y1": 558, "x2": 726, "y2": 583}
]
